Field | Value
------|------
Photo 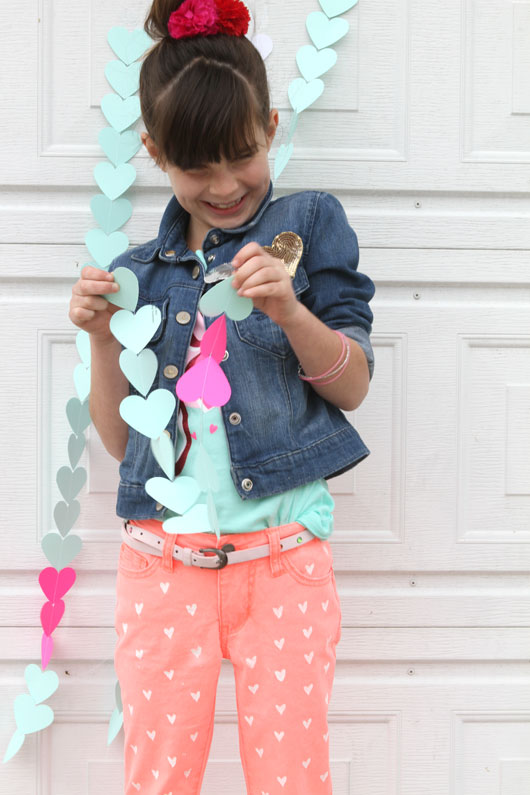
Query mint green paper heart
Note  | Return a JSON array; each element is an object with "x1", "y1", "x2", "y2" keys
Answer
[
  {"x1": 306, "y1": 11, "x2": 349, "y2": 49},
  {"x1": 274, "y1": 142, "x2": 294, "y2": 180},
  {"x1": 150, "y1": 432, "x2": 175, "y2": 480},
  {"x1": 286, "y1": 111, "x2": 299, "y2": 144},
  {"x1": 119, "y1": 389, "x2": 176, "y2": 439},
  {"x1": 104, "y1": 266, "x2": 139, "y2": 311},
  {"x1": 54, "y1": 499, "x2": 81, "y2": 536},
  {"x1": 119, "y1": 348, "x2": 158, "y2": 395},
  {"x1": 319, "y1": 0, "x2": 358, "y2": 17},
  {"x1": 162, "y1": 503, "x2": 211, "y2": 533},
  {"x1": 56, "y1": 466, "x2": 87, "y2": 502},
  {"x1": 2, "y1": 728, "x2": 25, "y2": 763},
  {"x1": 104, "y1": 60, "x2": 141, "y2": 98},
  {"x1": 288, "y1": 77, "x2": 325, "y2": 113},
  {"x1": 86, "y1": 229, "x2": 128, "y2": 269},
  {"x1": 145, "y1": 475, "x2": 200, "y2": 514},
  {"x1": 101, "y1": 94, "x2": 141, "y2": 134},
  {"x1": 115, "y1": 679, "x2": 122, "y2": 712},
  {"x1": 90, "y1": 195, "x2": 132, "y2": 234},
  {"x1": 110, "y1": 305, "x2": 162, "y2": 354},
  {"x1": 73, "y1": 363, "x2": 90, "y2": 402},
  {"x1": 25, "y1": 664, "x2": 59, "y2": 704},
  {"x1": 66, "y1": 397, "x2": 91, "y2": 434},
  {"x1": 68, "y1": 433, "x2": 85, "y2": 469},
  {"x1": 199, "y1": 275, "x2": 253, "y2": 320},
  {"x1": 14, "y1": 694, "x2": 54, "y2": 735},
  {"x1": 75, "y1": 329, "x2": 91, "y2": 367},
  {"x1": 107, "y1": 27, "x2": 152, "y2": 66},
  {"x1": 41, "y1": 532, "x2": 82, "y2": 569},
  {"x1": 98, "y1": 127, "x2": 141, "y2": 166},
  {"x1": 107, "y1": 707, "x2": 123, "y2": 745},
  {"x1": 94, "y1": 162, "x2": 136, "y2": 201},
  {"x1": 296, "y1": 45, "x2": 337, "y2": 81}
]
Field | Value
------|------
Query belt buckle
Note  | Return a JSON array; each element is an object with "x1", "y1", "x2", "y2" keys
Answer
[{"x1": 198, "y1": 543, "x2": 235, "y2": 568}]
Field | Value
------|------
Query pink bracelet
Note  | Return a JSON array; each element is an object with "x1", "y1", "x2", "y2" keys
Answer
[
  {"x1": 310, "y1": 341, "x2": 351, "y2": 385},
  {"x1": 298, "y1": 330, "x2": 347, "y2": 382}
]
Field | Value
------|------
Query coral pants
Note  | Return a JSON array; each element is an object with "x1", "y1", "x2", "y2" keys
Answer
[{"x1": 113, "y1": 520, "x2": 342, "y2": 794}]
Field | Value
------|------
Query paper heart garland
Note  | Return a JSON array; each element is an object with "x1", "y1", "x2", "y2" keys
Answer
[
  {"x1": 90, "y1": 195, "x2": 132, "y2": 235},
  {"x1": 110, "y1": 304, "x2": 162, "y2": 353},
  {"x1": 119, "y1": 348, "x2": 158, "y2": 395},
  {"x1": 306, "y1": 11, "x2": 349, "y2": 49},
  {"x1": 120, "y1": 389, "x2": 176, "y2": 439},
  {"x1": 107, "y1": 26, "x2": 152, "y2": 66},
  {"x1": 39, "y1": 567, "x2": 76, "y2": 602},
  {"x1": 199, "y1": 275, "x2": 253, "y2": 320},
  {"x1": 144, "y1": 476, "x2": 200, "y2": 515},
  {"x1": 98, "y1": 127, "x2": 141, "y2": 166},
  {"x1": 104, "y1": 266, "x2": 139, "y2": 311}
]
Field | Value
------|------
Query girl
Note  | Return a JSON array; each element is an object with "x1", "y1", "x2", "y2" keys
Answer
[{"x1": 69, "y1": 0, "x2": 375, "y2": 791}]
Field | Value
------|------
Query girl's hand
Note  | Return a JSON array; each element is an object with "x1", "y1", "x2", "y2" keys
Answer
[
  {"x1": 69, "y1": 265, "x2": 122, "y2": 341},
  {"x1": 231, "y1": 242, "x2": 299, "y2": 328}
]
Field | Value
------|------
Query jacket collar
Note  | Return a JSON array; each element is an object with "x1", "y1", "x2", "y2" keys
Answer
[{"x1": 157, "y1": 180, "x2": 274, "y2": 262}]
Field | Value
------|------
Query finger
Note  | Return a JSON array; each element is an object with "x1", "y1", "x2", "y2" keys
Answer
[
  {"x1": 76, "y1": 277, "x2": 120, "y2": 296},
  {"x1": 79, "y1": 295, "x2": 112, "y2": 312},
  {"x1": 237, "y1": 282, "x2": 285, "y2": 299},
  {"x1": 235, "y1": 266, "x2": 284, "y2": 293},
  {"x1": 232, "y1": 241, "x2": 263, "y2": 268},
  {"x1": 81, "y1": 264, "x2": 115, "y2": 281},
  {"x1": 70, "y1": 305, "x2": 97, "y2": 324}
]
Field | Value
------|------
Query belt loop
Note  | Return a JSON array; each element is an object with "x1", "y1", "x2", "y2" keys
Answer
[
  {"x1": 264, "y1": 527, "x2": 283, "y2": 577},
  {"x1": 162, "y1": 532, "x2": 178, "y2": 572}
]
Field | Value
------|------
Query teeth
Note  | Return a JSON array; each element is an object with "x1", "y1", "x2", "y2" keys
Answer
[{"x1": 210, "y1": 197, "x2": 242, "y2": 209}]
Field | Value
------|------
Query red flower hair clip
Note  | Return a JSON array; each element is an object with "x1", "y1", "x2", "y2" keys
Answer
[{"x1": 168, "y1": 0, "x2": 250, "y2": 40}]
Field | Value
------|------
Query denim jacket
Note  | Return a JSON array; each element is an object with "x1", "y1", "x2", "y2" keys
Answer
[{"x1": 107, "y1": 180, "x2": 376, "y2": 519}]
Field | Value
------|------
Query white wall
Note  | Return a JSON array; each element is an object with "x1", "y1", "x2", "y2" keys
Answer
[{"x1": 1, "y1": 0, "x2": 530, "y2": 793}]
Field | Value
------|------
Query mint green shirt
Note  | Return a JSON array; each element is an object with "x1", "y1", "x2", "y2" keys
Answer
[{"x1": 177, "y1": 403, "x2": 335, "y2": 540}]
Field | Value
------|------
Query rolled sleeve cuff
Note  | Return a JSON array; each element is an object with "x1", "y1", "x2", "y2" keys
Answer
[{"x1": 339, "y1": 325, "x2": 375, "y2": 381}]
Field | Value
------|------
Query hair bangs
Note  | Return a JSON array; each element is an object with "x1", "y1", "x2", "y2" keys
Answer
[{"x1": 154, "y1": 56, "x2": 264, "y2": 170}]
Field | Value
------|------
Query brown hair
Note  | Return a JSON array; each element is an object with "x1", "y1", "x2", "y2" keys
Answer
[{"x1": 140, "y1": 0, "x2": 272, "y2": 170}]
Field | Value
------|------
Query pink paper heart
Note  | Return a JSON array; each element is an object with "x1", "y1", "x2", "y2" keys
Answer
[
  {"x1": 41, "y1": 633, "x2": 53, "y2": 670},
  {"x1": 39, "y1": 567, "x2": 76, "y2": 601},
  {"x1": 40, "y1": 599, "x2": 65, "y2": 635},
  {"x1": 200, "y1": 315, "x2": 226, "y2": 363},
  {"x1": 209, "y1": 424, "x2": 218, "y2": 434},
  {"x1": 176, "y1": 355, "x2": 231, "y2": 407}
]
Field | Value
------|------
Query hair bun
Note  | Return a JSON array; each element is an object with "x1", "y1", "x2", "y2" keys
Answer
[{"x1": 144, "y1": 0, "x2": 187, "y2": 41}]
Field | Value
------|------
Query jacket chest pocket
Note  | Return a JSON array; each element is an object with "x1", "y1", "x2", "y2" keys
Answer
[{"x1": 234, "y1": 309, "x2": 293, "y2": 358}]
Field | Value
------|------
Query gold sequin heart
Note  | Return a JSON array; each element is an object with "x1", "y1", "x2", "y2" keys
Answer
[{"x1": 263, "y1": 231, "x2": 303, "y2": 279}]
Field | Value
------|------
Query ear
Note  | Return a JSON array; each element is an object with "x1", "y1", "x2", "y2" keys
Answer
[
  {"x1": 141, "y1": 132, "x2": 166, "y2": 171},
  {"x1": 266, "y1": 109, "x2": 279, "y2": 150}
]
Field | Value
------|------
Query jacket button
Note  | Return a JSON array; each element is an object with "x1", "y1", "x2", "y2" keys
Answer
[
  {"x1": 163, "y1": 364, "x2": 179, "y2": 379},
  {"x1": 192, "y1": 264, "x2": 200, "y2": 279},
  {"x1": 163, "y1": 429, "x2": 171, "y2": 438},
  {"x1": 155, "y1": 502, "x2": 164, "y2": 510},
  {"x1": 165, "y1": 250, "x2": 175, "y2": 256},
  {"x1": 176, "y1": 311, "x2": 191, "y2": 324},
  {"x1": 241, "y1": 478, "x2": 253, "y2": 492},
  {"x1": 222, "y1": 350, "x2": 229, "y2": 361},
  {"x1": 210, "y1": 233, "x2": 220, "y2": 245},
  {"x1": 207, "y1": 254, "x2": 215, "y2": 263},
  {"x1": 229, "y1": 412, "x2": 241, "y2": 425}
]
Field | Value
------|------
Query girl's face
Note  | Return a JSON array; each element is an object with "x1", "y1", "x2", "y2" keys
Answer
[{"x1": 142, "y1": 110, "x2": 279, "y2": 248}]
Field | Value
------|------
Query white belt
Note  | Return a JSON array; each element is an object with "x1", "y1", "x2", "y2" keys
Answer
[{"x1": 121, "y1": 520, "x2": 316, "y2": 569}]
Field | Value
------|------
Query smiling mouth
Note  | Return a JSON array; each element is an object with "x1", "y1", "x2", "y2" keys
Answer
[{"x1": 204, "y1": 195, "x2": 247, "y2": 211}]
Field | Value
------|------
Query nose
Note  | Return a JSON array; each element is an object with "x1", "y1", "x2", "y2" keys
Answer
[{"x1": 208, "y1": 165, "x2": 240, "y2": 201}]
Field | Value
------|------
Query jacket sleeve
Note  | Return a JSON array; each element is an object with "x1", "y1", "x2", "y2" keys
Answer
[{"x1": 302, "y1": 191, "x2": 376, "y2": 380}]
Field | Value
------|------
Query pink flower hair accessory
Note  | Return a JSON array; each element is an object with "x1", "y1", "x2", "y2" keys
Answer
[{"x1": 168, "y1": 0, "x2": 250, "y2": 40}]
